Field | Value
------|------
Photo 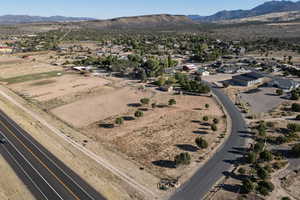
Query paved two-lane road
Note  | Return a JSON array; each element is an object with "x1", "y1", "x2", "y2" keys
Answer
[
  {"x1": 0, "y1": 109, "x2": 106, "y2": 200},
  {"x1": 170, "y1": 85, "x2": 248, "y2": 200}
]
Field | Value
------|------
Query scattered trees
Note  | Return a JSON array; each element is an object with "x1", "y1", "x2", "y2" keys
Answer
[
  {"x1": 260, "y1": 150, "x2": 273, "y2": 162},
  {"x1": 241, "y1": 179, "x2": 255, "y2": 194},
  {"x1": 247, "y1": 152, "x2": 258, "y2": 164},
  {"x1": 256, "y1": 181, "x2": 274, "y2": 196}
]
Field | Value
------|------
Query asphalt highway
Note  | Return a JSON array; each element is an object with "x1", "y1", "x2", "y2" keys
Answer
[
  {"x1": 170, "y1": 85, "x2": 248, "y2": 200},
  {"x1": 0, "y1": 109, "x2": 106, "y2": 200}
]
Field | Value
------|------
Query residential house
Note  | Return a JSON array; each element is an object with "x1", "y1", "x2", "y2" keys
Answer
[
  {"x1": 232, "y1": 72, "x2": 264, "y2": 87},
  {"x1": 268, "y1": 78, "x2": 300, "y2": 92}
]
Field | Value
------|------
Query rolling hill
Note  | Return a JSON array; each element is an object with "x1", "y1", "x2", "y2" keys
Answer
[{"x1": 189, "y1": 0, "x2": 300, "y2": 22}]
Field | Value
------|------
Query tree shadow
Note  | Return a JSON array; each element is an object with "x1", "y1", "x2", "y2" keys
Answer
[
  {"x1": 191, "y1": 120, "x2": 201, "y2": 124},
  {"x1": 201, "y1": 122, "x2": 210, "y2": 126},
  {"x1": 264, "y1": 93, "x2": 278, "y2": 96},
  {"x1": 157, "y1": 104, "x2": 168, "y2": 108},
  {"x1": 152, "y1": 160, "x2": 176, "y2": 169},
  {"x1": 139, "y1": 108, "x2": 149, "y2": 111},
  {"x1": 193, "y1": 108, "x2": 203, "y2": 111},
  {"x1": 123, "y1": 116, "x2": 135, "y2": 121},
  {"x1": 176, "y1": 144, "x2": 199, "y2": 152},
  {"x1": 193, "y1": 130, "x2": 208, "y2": 135},
  {"x1": 127, "y1": 103, "x2": 141, "y2": 107},
  {"x1": 99, "y1": 123, "x2": 115, "y2": 128},
  {"x1": 223, "y1": 171, "x2": 249, "y2": 181},
  {"x1": 220, "y1": 184, "x2": 241, "y2": 193}
]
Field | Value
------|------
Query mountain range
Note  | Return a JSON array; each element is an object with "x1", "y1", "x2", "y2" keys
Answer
[
  {"x1": 0, "y1": 15, "x2": 95, "y2": 24},
  {"x1": 189, "y1": 0, "x2": 300, "y2": 22}
]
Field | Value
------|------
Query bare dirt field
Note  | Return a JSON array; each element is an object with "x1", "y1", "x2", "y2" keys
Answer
[
  {"x1": 0, "y1": 55, "x2": 61, "y2": 79},
  {"x1": 82, "y1": 91, "x2": 226, "y2": 179},
  {"x1": 10, "y1": 74, "x2": 111, "y2": 102},
  {"x1": 51, "y1": 87, "x2": 155, "y2": 128}
]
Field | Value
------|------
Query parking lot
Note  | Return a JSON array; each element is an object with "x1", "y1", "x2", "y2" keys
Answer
[{"x1": 240, "y1": 86, "x2": 286, "y2": 114}]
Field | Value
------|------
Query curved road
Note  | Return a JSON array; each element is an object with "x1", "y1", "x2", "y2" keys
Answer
[{"x1": 170, "y1": 85, "x2": 248, "y2": 200}]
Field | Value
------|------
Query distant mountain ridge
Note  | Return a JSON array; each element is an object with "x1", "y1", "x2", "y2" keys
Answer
[
  {"x1": 189, "y1": 0, "x2": 300, "y2": 22},
  {"x1": 0, "y1": 15, "x2": 96, "y2": 24},
  {"x1": 78, "y1": 14, "x2": 197, "y2": 30}
]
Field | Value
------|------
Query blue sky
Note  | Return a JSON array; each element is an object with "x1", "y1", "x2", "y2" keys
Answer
[{"x1": 0, "y1": 0, "x2": 297, "y2": 19}]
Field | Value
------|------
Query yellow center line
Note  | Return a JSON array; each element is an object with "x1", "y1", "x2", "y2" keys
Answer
[{"x1": 0, "y1": 119, "x2": 81, "y2": 200}]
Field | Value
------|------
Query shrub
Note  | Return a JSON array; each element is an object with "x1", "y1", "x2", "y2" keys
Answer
[
  {"x1": 174, "y1": 152, "x2": 191, "y2": 166},
  {"x1": 291, "y1": 103, "x2": 300, "y2": 112},
  {"x1": 195, "y1": 137, "x2": 208, "y2": 149},
  {"x1": 211, "y1": 124, "x2": 218, "y2": 132},
  {"x1": 247, "y1": 152, "x2": 257, "y2": 164},
  {"x1": 168, "y1": 98, "x2": 177, "y2": 106},
  {"x1": 287, "y1": 123, "x2": 300, "y2": 133},
  {"x1": 241, "y1": 179, "x2": 254, "y2": 194},
  {"x1": 253, "y1": 142, "x2": 264, "y2": 153},
  {"x1": 151, "y1": 103, "x2": 157, "y2": 109},
  {"x1": 140, "y1": 98, "x2": 150, "y2": 105},
  {"x1": 276, "y1": 89, "x2": 283, "y2": 96},
  {"x1": 238, "y1": 167, "x2": 246, "y2": 175},
  {"x1": 257, "y1": 168, "x2": 269, "y2": 180},
  {"x1": 134, "y1": 110, "x2": 144, "y2": 118},
  {"x1": 205, "y1": 104, "x2": 210, "y2": 109},
  {"x1": 260, "y1": 150, "x2": 273, "y2": 162},
  {"x1": 256, "y1": 181, "x2": 274, "y2": 196},
  {"x1": 203, "y1": 116, "x2": 209, "y2": 121},
  {"x1": 115, "y1": 117, "x2": 124, "y2": 125}
]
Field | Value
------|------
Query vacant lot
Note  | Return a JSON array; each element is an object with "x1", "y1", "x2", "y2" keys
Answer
[
  {"x1": 10, "y1": 74, "x2": 110, "y2": 102},
  {"x1": 52, "y1": 87, "x2": 155, "y2": 127},
  {"x1": 82, "y1": 92, "x2": 226, "y2": 179},
  {"x1": 0, "y1": 56, "x2": 61, "y2": 79}
]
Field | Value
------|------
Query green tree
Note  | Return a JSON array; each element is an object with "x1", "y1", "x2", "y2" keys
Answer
[
  {"x1": 115, "y1": 117, "x2": 124, "y2": 126},
  {"x1": 195, "y1": 137, "x2": 208, "y2": 149},
  {"x1": 292, "y1": 103, "x2": 300, "y2": 112},
  {"x1": 260, "y1": 150, "x2": 273, "y2": 162},
  {"x1": 247, "y1": 152, "x2": 257, "y2": 164},
  {"x1": 276, "y1": 89, "x2": 283, "y2": 96},
  {"x1": 257, "y1": 168, "x2": 269, "y2": 180},
  {"x1": 168, "y1": 99, "x2": 177, "y2": 106},
  {"x1": 205, "y1": 104, "x2": 210, "y2": 109},
  {"x1": 140, "y1": 98, "x2": 150, "y2": 105},
  {"x1": 257, "y1": 181, "x2": 274, "y2": 196},
  {"x1": 174, "y1": 152, "x2": 191, "y2": 166},
  {"x1": 203, "y1": 116, "x2": 209, "y2": 121},
  {"x1": 135, "y1": 110, "x2": 144, "y2": 118},
  {"x1": 291, "y1": 91, "x2": 299, "y2": 101},
  {"x1": 253, "y1": 142, "x2": 265, "y2": 153},
  {"x1": 241, "y1": 179, "x2": 254, "y2": 194},
  {"x1": 211, "y1": 124, "x2": 218, "y2": 132}
]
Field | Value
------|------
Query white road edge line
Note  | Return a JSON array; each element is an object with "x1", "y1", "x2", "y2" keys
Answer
[
  {"x1": 0, "y1": 89, "x2": 157, "y2": 198},
  {"x1": 1, "y1": 145, "x2": 49, "y2": 200},
  {"x1": 0, "y1": 131, "x2": 64, "y2": 200},
  {"x1": 0, "y1": 111, "x2": 96, "y2": 200}
]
